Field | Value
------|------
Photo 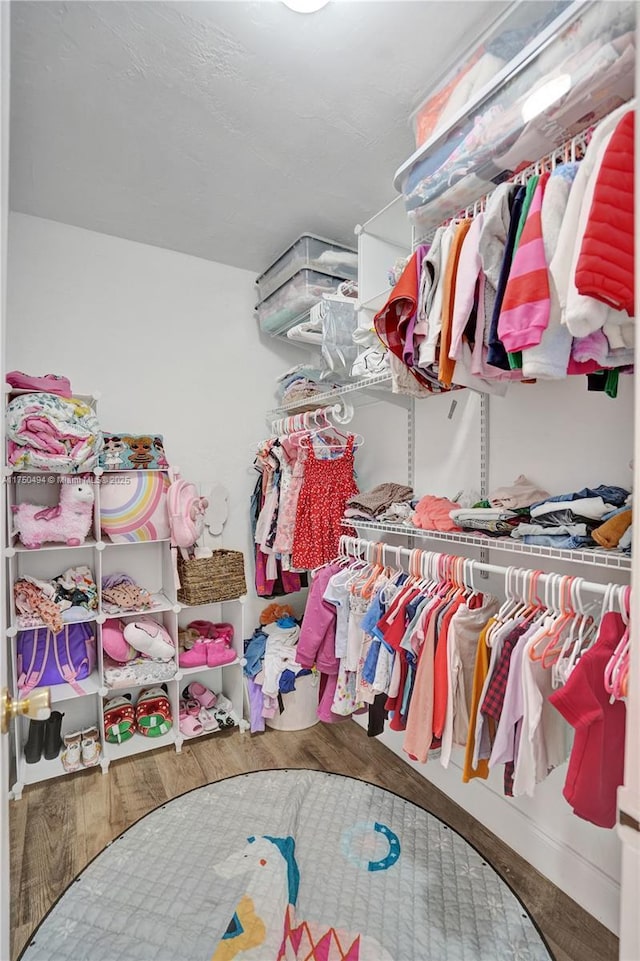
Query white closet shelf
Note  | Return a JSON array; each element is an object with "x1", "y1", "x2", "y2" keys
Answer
[
  {"x1": 98, "y1": 538, "x2": 171, "y2": 548},
  {"x1": 177, "y1": 596, "x2": 247, "y2": 611},
  {"x1": 357, "y1": 288, "x2": 392, "y2": 312},
  {"x1": 104, "y1": 730, "x2": 175, "y2": 761},
  {"x1": 31, "y1": 673, "x2": 102, "y2": 704},
  {"x1": 273, "y1": 371, "x2": 393, "y2": 414},
  {"x1": 7, "y1": 537, "x2": 98, "y2": 555},
  {"x1": 10, "y1": 612, "x2": 97, "y2": 634},
  {"x1": 104, "y1": 593, "x2": 179, "y2": 618},
  {"x1": 177, "y1": 658, "x2": 242, "y2": 679},
  {"x1": 343, "y1": 520, "x2": 632, "y2": 572},
  {"x1": 178, "y1": 722, "x2": 239, "y2": 745},
  {"x1": 19, "y1": 754, "x2": 101, "y2": 787}
]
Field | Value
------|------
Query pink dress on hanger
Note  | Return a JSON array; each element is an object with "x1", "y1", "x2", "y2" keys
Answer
[{"x1": 292, "y1": 436, "x2": 358, "y2": 570}]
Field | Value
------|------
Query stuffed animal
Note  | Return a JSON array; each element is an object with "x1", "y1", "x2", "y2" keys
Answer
[{"x1": 12, "y1": 478, "x2": 94, "y2": 548}]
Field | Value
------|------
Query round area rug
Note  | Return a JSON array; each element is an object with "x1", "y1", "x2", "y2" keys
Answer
[{"x1": 21, "y1": 770, "x2": 553, "y2": 961}]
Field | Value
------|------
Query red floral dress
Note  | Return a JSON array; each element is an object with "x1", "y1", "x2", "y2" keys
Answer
[{"x1": 292, "y1": 436, "x2": 358, "y2": 570}]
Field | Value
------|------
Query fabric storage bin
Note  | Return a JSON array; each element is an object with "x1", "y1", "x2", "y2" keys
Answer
[
  {"x1": 256, "y1": 269, "x2": 348, "y2": 337},
  {"x1": 265, "y1": 672, "x2": 319, "y2": 731},
  {"x1": 256, "y1": 234, "x2": 357, "y2": 303},
  {"x1": 396, "y1": 0, "x2": 635, "y2": 233},
  {"x1": 177, "y1": 550, "x2": 247, "y2": 605}
]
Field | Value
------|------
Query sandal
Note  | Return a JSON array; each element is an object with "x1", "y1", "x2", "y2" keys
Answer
[
  {"x1": 213, "y1": 708, "x2": 235, "y2": 729},
  {"x1": 179, "y1": 699, "x2": 204, "y2": 738},
  {"x1": 81, "y1": 727, "x2": 101, "y2": 767},
  {"x1": 135, "y1": 686, "x2": 172, "y2": 737},
  {"x1": 61, "y1": 731, "x2": 83, "y2": 772},
  {"x1": 184, "y1": 681, "x2": 217, "y2": 709},
  {"x1": 103, "y1": 695, "x2": 136, "y2": 743}
]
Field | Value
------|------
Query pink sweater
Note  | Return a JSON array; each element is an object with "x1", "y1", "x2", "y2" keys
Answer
[{"x1": 498, "y1": 174, "x2": 551, "y2": 353}]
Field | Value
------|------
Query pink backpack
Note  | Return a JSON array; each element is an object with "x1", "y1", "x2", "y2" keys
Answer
[{"x1": 167, "y1": 474, "x2": 208, "y2": 549}]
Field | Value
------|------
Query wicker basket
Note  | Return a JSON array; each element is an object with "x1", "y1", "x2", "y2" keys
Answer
[{"x1": 177, "y1": 550, "x2": 247, "y2": 605}]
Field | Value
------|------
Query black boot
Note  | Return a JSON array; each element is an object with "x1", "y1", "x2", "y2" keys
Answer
[
  {"x1": 24, "y1": 719, "x2": 46, "y2": 764},
  {"x1": 43, "y1": 711, "x2": 64, "y2": 760}
]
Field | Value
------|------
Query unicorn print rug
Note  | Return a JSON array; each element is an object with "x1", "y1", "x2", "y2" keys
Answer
[{"x1": 20, "y1": 770, "x2": 552, "y2": 961}]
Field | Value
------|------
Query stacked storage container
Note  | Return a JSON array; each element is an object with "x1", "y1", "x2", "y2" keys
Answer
[{"x1": 255, "y1": 234, "x2": 357, "y2": 336}]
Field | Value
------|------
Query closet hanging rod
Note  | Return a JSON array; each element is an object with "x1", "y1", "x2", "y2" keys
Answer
[
  {"x1": 269, "y1": 398, "x2": 355, "y2": 435},
  {"x1": 413, "y1": 121, "x2": 597, "y2": 247},
  {"x1": 339, "y1": 535, "x2": 620, "y2": 599}
]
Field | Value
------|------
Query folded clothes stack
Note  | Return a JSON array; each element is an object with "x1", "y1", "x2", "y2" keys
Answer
[
  {"x1": 276, "y1": 365, "x2": 339, "y2": 404},
  {"x1": 450, "y1": 506, "x2": 521, "y2": 536},
  {"x1": 343, "y1": 475, "x2": 633, "y2": 555},
  {"x1": 101, "y1": 573, "x2": 154, "y2": 613},
  {"x1": 345, "y1": 483, "x2": 414, "y2": 522},
  {"x1": 517, "y1": 485, "x2": 631, "y2": 549},
  {"x1": 14, "y1": 566, "x2": 98, "y2": 632}
]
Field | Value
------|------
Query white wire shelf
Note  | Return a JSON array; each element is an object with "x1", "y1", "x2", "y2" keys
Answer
[
  {"x1": 342, "y1": 520, "x2": 632, "y2": 572},
  {"x1": 273, "y1": 371, "x2": 393, "y2": 414}
]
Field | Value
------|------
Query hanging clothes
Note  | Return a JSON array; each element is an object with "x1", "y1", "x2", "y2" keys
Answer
[{"x1": 292, "y1": 436, "x2": 359, "y2": 570}]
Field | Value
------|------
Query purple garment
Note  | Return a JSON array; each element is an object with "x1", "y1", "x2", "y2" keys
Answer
[
  {"x1": 297, "y1": 564, "x2": 341, "y2": 674},
  {"x1": 246, "y1": 676, "x2": 266, "y2": 733},
  {"x1": 101, "y1": 573, "x2": 136, "y2": 590},
  {"x1": 403, "y1": 243, "x2": 430, "y2": 367}
]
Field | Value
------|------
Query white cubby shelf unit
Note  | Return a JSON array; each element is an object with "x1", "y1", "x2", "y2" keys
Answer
[{"x1": 4, "y1": 397, "x2": 248, "y2": 799}]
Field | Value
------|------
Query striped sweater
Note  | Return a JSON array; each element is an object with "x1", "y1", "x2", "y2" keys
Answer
[{"x1": 497, "y1": 173, "x2": 551, "y2": 353}]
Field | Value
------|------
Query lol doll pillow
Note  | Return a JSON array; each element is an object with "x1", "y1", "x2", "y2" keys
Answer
[
  {"x1": 100, "y1": 471, "x2": 170, "y2": 543},
  {"x1": 100, "y1": 434, "x2": 169, "y2": 471}
]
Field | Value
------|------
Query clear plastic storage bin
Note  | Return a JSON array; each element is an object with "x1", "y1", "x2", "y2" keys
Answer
[
  {"x1": 256, "y1": 269, "x2": 348, "y2": 337},
  {"x1": 396, "y1": 0, "x2": 635, "y2": 233},
  {"x1": 256, "y1": 234, "x2": 357, "y2": 303}
]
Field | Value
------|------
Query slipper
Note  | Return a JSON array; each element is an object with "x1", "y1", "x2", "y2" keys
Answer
[
  {"x1": 183, "y1": 697, "x2": 201, "y2": 716},
  {"x1": 188, "y1": 620, "x2": 234, "y2": 644},
  {"x1": 179, "y1": 699, "x2": 204, "y2": 738},
  {"x1": 207, "y1": 639, "x2": 237, "y2": 668},
  {"x1": 135, "y1": 686, "x2": 172, "y2": 737},
  {"x1": 185, "y1": 681, "x2": 217, "y2": 709},
  {"x1": 215, "y1": 694, "x2": 234, "y2": 714},
  {"x1": 213, "y1": 708, "x2": 236, "y2": 729},
  {"x1": 103, "y1": 695, "x2": 136, "y2": 744},
  {"x1": 198, "y1": 707, "x2": 220, "y2": 733}
]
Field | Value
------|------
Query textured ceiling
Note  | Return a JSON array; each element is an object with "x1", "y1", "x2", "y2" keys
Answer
[{"x1": 10, "y1": 0, "x2": 504, "y2": 272}]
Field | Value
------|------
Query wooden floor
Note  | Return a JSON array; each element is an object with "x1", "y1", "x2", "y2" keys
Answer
[{"x1": 11, "y1": 721, "x2": 618, "y2": 961}]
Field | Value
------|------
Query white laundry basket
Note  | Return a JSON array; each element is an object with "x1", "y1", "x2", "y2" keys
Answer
[{"x1": 266, "y1": 672, "x2": 319, "y2": 731}]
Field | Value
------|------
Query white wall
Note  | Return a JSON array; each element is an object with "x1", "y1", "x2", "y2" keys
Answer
[{"x1": 6, "y1": 212, "x2": 305, "y2": 626}]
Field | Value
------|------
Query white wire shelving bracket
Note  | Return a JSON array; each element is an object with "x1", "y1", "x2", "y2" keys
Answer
[
  {"x1": 270, "y1": 371, "x2": 396, "y2": 415},
  {"x1": 341, "y1": 519, "x2": 632, "y2": 573}
]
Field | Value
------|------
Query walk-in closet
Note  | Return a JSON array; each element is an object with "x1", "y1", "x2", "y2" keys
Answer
[{"x1": 1, "y1": 2, "x2": 638, "y2": 961}]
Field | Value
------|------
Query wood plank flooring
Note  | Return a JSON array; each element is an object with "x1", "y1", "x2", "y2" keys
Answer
[{"x1": 10, "y1": 721, "x2": 619, "y2": 961}]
